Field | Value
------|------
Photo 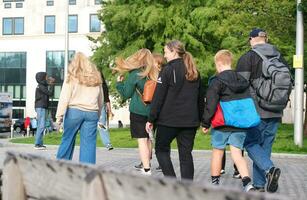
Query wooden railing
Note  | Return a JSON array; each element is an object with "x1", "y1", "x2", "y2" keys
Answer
[{"x1": 2, "y1": 151, "x2": 285, "y2": 200}]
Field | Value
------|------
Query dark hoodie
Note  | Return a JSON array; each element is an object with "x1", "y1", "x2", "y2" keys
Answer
[
  {"x1": 236, "y1": 43, "x2": 288, "y2": 119},
  {"x1": 201, "y1": 70, "x2": 250, "y2": 132},
  {"x1": 35, "y1": 72, "x2": 54, "y2": 108}
]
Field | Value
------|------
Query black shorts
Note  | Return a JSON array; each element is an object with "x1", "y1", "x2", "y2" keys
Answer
[{"x1": 130, "y1": 113, "x2": 149, "y2": 139}]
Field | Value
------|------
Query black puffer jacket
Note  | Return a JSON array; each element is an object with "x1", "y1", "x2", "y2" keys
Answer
[
  {"x1": 35, "y1": 72, "x2": 54, "y2": 108},
  {"x1": 201, "y1": 70, "x2": 251, "y2": 131}
]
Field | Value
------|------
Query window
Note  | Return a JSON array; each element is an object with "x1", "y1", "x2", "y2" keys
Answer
[
  {"x1": 16, "y1": 3, "x2": 23, "y2": 8},
  {"x1": 3, "y1": 18, "x2": 13, "y2": 35},
  {"x1": 68, "y1": 15, "x2": 78, "y2": 33},
  {"x1": 0, "y1": 52, "x2": 27, "y2": 100},
  {"x1": 69, "y1": 0, "x2": 76, "y2": 5},
  {"x1": 46, "y1": 0, "x2": 54, "y2": 6},
  {"x1": 4, "y1": 3, "x2": 11, "y2": 8},
  {"x1": 14, "y1": 18, "x2": 24, "y2": 34},
  {"x1": 2, "y1": 17, "x2": 24, "y2": 35},
  {"x1": 95, "y1": 0, "x2": 102, "y2": 5},
  {"x1": 90, "y1": 14, "x2": 100, "y2": 32},
  {"x1": 45, "y1": 15, "x2": 55, "y2": 33},
  {"x1": 46, "y1": 51, "x2": 75, "y2": 84}
]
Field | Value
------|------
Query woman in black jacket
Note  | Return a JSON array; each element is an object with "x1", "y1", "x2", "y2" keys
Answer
[{"x1": 146, "y1": 40, "x2": 202, "y2": 180}]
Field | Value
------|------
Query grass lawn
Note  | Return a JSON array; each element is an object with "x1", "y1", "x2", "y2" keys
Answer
[{"x1": 10, "y1": 124, "x2": 307, "y2": 154}]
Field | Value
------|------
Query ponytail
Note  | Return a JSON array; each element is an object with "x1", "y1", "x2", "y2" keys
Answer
[{"x1": 183, "y1": 52, "x2": 198, "y2": 81}]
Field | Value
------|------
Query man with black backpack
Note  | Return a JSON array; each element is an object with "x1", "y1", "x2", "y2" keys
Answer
[{"x1": 236, "y1": 28, "x2": 292, "y2": 193}]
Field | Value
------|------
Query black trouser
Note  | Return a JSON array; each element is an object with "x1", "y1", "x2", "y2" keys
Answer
[{"x1": 155, "y1": 125, "x2": 197, "y2": 180}]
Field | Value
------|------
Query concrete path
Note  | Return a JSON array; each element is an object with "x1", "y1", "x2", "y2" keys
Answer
[{"x1": 0, "y1": 139, "x2": 306, "y2": 200}]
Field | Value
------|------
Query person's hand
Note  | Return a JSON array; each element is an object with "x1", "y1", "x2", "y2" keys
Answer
[
  {"x1": 47, "y1": 77, "x2": 55, "y2": 85},
  {"x1": 145, "y1": 122, "x2": 153, "y2": 134},
  {"x1": 117, "y1": 75, "x2": 124, "y2": 82},
  {"x1": 55, "y1": 118, "x2": 63, "y2": 131},
  {"x1": 202, "y1": 127, "x2": 209, "y2": 134}
]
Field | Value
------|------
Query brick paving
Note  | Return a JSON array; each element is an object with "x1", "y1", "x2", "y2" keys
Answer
[{"x1": 0, "y1": 139, "x2": 306, "y2": 200}]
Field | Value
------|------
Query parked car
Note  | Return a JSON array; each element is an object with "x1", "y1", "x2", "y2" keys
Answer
[{"x1": 13, "y1": 118, "x2": 35, "y2": 134}]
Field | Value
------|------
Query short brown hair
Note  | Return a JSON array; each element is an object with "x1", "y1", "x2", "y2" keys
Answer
[{"x1": 214, "y1": 50, "x2": 233, "y2": 66}]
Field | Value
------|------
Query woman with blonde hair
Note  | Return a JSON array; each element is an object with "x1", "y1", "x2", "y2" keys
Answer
[
  {"x1": 56, "y1": 52, "x2": 103, "y2": 164},
  {"x1": 146, "y1": 40, "x2": 202, "y2": 180},
  {"x1": 115, "y1": 48, "x2": 159, "y2": 175}
]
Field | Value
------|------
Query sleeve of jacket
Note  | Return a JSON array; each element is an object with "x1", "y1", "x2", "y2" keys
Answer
[
  {"x1": 56, "y1": 81, "x2": 72, "y2": 122},
  {"x1": 38, "y1": 84, "x2": 54, "y2": 96},
  {"x1": 236, "y1": 53, "x2": 252, "y2": 81},
  {"x1": 148, "y1": 67, "x2": 171, "y2": 123},
  {"x1": 116, "y1": 71, "x2": 136, "y2": 101},
  {"x1": 101, "y1": 73, "x2": 110, "y2": 103},
  {"x1": 198, "y1": 76, "x2": 205, "y2": 121},
  {"x1": 201, "y1": 79, "x2": 222, "y2": 128}
]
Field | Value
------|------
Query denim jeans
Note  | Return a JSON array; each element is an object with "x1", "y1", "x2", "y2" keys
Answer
[
  {"x1": 35, "y1": 108, "x2": 46, "y2": 145},
  {"x1": 98, "y1": 105, "x2": 111, "y2": 147},
  {"x1": 244, "y1": 118, "x2": 280, "y2": 187},
  {"x1": 56, "y1": 108, "x2": 99, "y2": 164}
]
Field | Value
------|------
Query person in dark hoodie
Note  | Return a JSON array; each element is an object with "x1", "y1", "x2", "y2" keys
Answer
[
  {"x1": 146, "y1": 40, "x2": 202, "y2": 180},
  {"x1": 34, "y1": 72, "x2": 54, "y2": 150},
  {"x1": 236, "y1": 29, "x2": 285, "y2": 193},
  {"x1": 202, "y1": 50, "x2": 254, "y2": 192}
]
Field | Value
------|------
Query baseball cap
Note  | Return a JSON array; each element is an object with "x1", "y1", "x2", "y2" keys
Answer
[{"x1": 249, "y1": 28, "x2": 267, "y2": 38}]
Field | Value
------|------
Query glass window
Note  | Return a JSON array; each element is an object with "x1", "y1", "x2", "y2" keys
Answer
[
  {"x1": 46, "y1": 0, "x2": 54, "y2": 6},
  {"x1": 7, "y1": 86, "x2": 14, "y2": 96},
  {"x1": 14, "y1": 85, "x2": 21, "y2": 98},
  {"x1": 69, "y1": 0, "x2": 76, "y2": 5},
  {"x1": 45, "y1": 16, "x2": 55, "y2": 33},
  {"x1": 22, "y1": 85, "x2": 26, "y2": 99},
  {"x1": 14, "y1": 18, "x2": 24, "y2": 34},
  {"x1": 13, "y1": 109, "x2": 24, "y2": 119},
  {"x1": 54, "y1": 85, "x2": 61, "y2": 99},
  {"x1": 46, "y1": 51, "x2": 75, "y2": 84},
  {"x1": 3, "y1": 18, "x2": 13, "y2": 35},
  {"x1": 16, "y1": 3, "x2": 23, "y2": 8},
  {"x1": 90, "y1": 14, "x2": 101, "y2": 32},
  {"x1": 68, "y1": 15, "x2": 78, "y2": 33},
  {"x1": 4, "y1": 3, "x2": 11, "y2": 8},
  {"x1": 95, "y1": 0, "x2": 102, "y2": 5}
]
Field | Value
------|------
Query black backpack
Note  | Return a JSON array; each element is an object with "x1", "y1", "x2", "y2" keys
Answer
[{"x1": 252, "y1": 48, "x2": 292, "y2": 112}]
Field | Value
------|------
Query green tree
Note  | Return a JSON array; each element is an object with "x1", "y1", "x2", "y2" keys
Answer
[{"x1": 91, "y1": 0, "x2": 297, "y2": 106}]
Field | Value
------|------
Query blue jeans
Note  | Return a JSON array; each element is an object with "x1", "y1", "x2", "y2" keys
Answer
[
  {"x1": 244, "y1": 118, "x2": 280, "y2": 187},
  {"x1": 98, "y1": 105, "x2": 111, "y2": 147},
  {"x1": 35, "y1": 108, "x2": 46, "y2": 145},
  {"x1": 56, "y1": 108, "x2": 99, "y2": 164}
]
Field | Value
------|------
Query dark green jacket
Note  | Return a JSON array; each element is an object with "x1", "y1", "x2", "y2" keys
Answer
[{"x1": 116, "y1": 69, "x2": 150, "y2": 117}]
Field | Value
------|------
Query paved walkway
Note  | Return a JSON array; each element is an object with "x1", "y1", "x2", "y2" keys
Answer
[{"x1": 0, "y1": 139, "x2": 306, "y2": 200}]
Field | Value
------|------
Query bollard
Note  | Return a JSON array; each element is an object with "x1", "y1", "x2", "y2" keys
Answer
[
  {"x1": 26, "y1": 126, "x2": 30, "y2": 137},
  {"x1": 10, "y1": 124, "x2": 14, "y2": 139}
]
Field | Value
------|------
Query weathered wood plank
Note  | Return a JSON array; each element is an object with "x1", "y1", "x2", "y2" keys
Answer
[{"x1": 2, "y1": 154, "x2": 26, "y2": 200}]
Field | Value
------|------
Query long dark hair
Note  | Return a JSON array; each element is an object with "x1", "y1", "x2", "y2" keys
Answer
[{"x1": 165, "y1": 40, "x2": 198, "y2": 81}]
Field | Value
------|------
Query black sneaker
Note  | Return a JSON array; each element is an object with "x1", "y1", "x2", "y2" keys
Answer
[
  {"x1": 34, "y1": 144, "x2": 46, "y2": 150},
  {"x1": 156, "y1": 166, "x2": 162, "y2": 172},
  {"x1": 266, "y1": 167, "x2": 281, "y2": 193},
  {"x1": 134, "y1": 162, "x2": 143, "y2": 170},
  {"x1": 232, "y1": 170, "x2": 241, "y2": 179}
]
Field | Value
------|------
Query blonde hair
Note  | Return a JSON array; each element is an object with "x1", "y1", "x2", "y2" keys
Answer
[
  {"x1": 152, "y1": 53, "x2": 166, "y2": 71},
  {"x1": 214, "y1": 50, "x2": 233, "y2": 66},
  {"x1": 66, "y1": 52, "x2": 102, "y2": 87},
  {"x1": 114, "y1": 48, "x2": 159, "y2": 81},
  {"x1": 165, "y1": 40, "x2": 198, "y2": 81}
]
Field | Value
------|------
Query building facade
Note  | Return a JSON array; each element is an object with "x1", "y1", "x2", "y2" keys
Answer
[{"x1": 0, "y1": 0, "x2": 106, "y2": 119}]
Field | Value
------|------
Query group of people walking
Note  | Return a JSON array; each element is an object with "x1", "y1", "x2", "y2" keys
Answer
[{"x1": 34, "y1": 28, "x2": 291, "y2": 193}]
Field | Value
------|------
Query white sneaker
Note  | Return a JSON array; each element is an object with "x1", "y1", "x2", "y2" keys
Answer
[{"x1": 140, "y1": 168, "x2": 151, "y2": 176}]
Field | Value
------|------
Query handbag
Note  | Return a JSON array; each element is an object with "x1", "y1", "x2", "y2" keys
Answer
[
  {"x1": 211, "y1": 98, "x2": 260, "y2": 129},
  {"x1": 136, "y1": 79, "x2": 157, "y2": 104}
]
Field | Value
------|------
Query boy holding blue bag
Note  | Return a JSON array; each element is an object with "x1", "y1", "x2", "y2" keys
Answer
[{"x1": 202, "y1": 50, "x2": 260, "y2": 192}]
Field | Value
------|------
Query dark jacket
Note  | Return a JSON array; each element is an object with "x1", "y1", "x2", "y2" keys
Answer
[
  {"x1": 35, "y1": 72, "x2": 54, "y2": 109},
  {"x1": 201, "y1": 70, "x2": 250, "y2": 132},
  {"x1": 101, "y1": 72, "x2": 110, "y2": 103},
  {"x1": 236, "y1": 43, "x2": 288, "y2": 119},
  {"x1": 148, "y1": 58, "x2": 202, "y2": 127}
]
